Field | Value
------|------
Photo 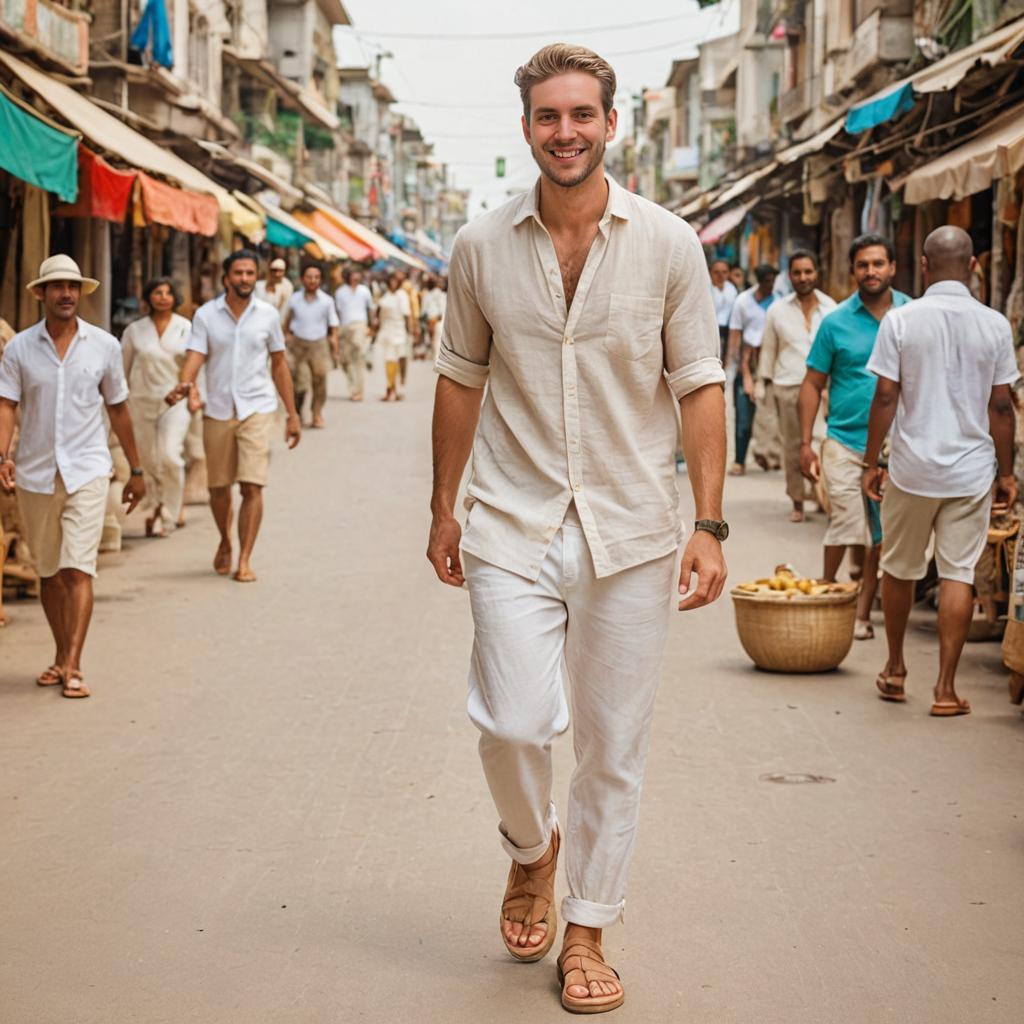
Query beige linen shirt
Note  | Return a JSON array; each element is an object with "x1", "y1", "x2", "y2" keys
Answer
[
  {"x1": 759, "y1": 289, "x2": 836, "y2": 387},
  {"x1": 435, "y1": 175, "x2": 724, "y2": 581}
]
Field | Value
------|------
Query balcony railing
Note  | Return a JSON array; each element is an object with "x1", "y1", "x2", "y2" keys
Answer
[
  {"x1": 833, "y1": 9, "x2": 913, "y2": 89},
  {"x1": 0, "y1": 0, "x2": 89, "y2": 75}
]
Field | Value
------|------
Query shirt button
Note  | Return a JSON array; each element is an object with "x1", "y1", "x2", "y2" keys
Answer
[
  {"x1": 573, "y1": 483, "x2": 581, "y2": 492},
  {"x1": 564, "y1": 336, "x2": 573, "y2": 345}
]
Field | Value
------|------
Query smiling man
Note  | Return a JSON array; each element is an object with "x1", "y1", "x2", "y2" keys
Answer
[{"x1": 427, "y1": 44, "x2": 727, "y2": 1015}]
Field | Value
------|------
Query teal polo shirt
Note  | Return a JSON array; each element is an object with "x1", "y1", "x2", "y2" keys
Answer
[{"x1": 806, "y1": 290, "x2": 911, "y2": 453}]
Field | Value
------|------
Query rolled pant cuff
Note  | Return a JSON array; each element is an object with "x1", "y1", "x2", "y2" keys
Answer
[
  {"x1": 561, "y1": 896, "x2": 625, "y2": 928},
  {"x1": 499, "y1": 803, "x2": 557, "y2": 865}
]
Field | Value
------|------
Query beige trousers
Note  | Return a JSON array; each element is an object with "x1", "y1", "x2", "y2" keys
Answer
[
  {"x1": 339, "y1": 323, "x2": 369, "y2": 397},
  {"x1": 130, "y1": 398, "x2": 191, "y2": 530},
  {"x1": 286, "y1": 337, "x2": 331, "y2": 417},
  {"x1": 752, "y1": 381, "x2": 781, "y2": 465},
  {"x1": 773, "y1": 384, "x2": 811, "y2": 504}
]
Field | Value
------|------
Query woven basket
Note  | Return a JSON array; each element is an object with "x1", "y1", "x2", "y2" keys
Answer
[{"x1": 732, "y1": 586, "x2": 859, "y2": 673}]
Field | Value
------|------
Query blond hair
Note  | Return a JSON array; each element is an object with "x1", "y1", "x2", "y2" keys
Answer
[{"x1": 514, "y1": 44, "x2": 616, "y2": 119}]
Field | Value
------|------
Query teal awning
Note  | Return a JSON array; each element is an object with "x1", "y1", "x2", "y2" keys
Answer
[
  {"x1": 265, "y1": 214, "x2": 313, "y2": 249},
  {"x1": 845, "y1": 82, "x2": 916, "y2": 135},
  {"x1": 0, "y1": 83, "x2": 80, "y2": 201}
]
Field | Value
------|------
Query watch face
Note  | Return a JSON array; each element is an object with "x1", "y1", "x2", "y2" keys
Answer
[{"x1": 718, "y1": 522, "x2": 730, "y2": 541}]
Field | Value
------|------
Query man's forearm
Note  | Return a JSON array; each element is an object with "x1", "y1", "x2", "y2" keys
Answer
[
  {"x1": 107, "y1": 403, "x2": 142, "y2": 468},
  {"x1": 0, "y1": 400, "x2": 16, "y2": 457},
  {"x1": 863, "y1": 394, "x2": 897, "y2": 467},
  {"x1": 798, "y1": 378, "x2": 822, "y2": 445},
  {"x1": 991, "y1": 404, "x2": 1016, "y2": 477},
  {"x1": 270, "y1": 353, "x2": 298, "y2": 417},
  {"x1": 679, "y1": 383, "x2": 726, "y2": 520},
  {"x1": 179, "y1": 351, "x2": 206, "y2": 386},
  {"x1": 431, "y1": 376, "x2": 483, "y2": 517}
]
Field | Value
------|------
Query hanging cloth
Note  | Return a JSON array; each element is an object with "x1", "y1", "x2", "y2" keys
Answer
[
  {"x1": 54, "y1": 145, "x2": 137, "y2": 222},
  {"x1": 0, "y1": 83, "x2": 79, "y2": 202},
  {"x1": 129, "y1": 0, "x2": 174, "y2": 69},
  {"x1": 137, "y1": 173, "x2": 219, "y2": 236}
]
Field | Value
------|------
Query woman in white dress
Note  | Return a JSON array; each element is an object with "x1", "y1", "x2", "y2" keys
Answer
[
  {"x1": 376, "y1": 272, "x2": 412, "y2": 401},
  {"x1": 421, "y1": 275, "x2": 447, "y2": 362},
  {"x1": 121, "y1": 278, "x2": 192, "y2": 536}
]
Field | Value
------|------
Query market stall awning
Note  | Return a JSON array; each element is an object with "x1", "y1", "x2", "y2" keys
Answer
[
  {"x1": 894, "y1": 109, "x2": 1024, "y2": 204},
  {"x1": 0, "y1": 49, "x2": 260, "y2": 237},
  {"x1": 0, "y1": 80, "x2": 79, "y2": 201},
  {"x1": 309, "y1": 201, "x2": 428, "y2": 271},
  {"x1": 196, "y1": 140, "x2": 305, "y2": 206},
  {"x1": 291, "y1": 208, "x2": 375, "y2": 261},
  {"x1": 253, "y1": 198, "x2": 350, "y2": 261},
  {"x1": 55, "y1": 145, "x2": 136, "y2": 221},
  {"x1": 698, "y1": 200, "x2": 756, "y2": 245},
  {"x1": 845, "y1": 19, "x2": 1024, "y2": 133},
  {"x1": 138, "y1": 172, "x2": 219, "y2": 236},
  {"x1": 711, "y1": 162, "x2": 778, "y2": 211}
]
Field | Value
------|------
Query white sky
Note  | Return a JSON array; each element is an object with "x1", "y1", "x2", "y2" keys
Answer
[{"x1": 335, "y1": 0, "x2": 740, "y2": 217}]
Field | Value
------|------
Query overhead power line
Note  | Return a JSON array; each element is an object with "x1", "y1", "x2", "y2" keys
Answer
[{"x1": 350, "y1": 12, "x2": 694, "y2": 42}]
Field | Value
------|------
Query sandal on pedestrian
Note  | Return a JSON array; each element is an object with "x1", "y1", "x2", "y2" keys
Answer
[
  {"x1": 876, "y1": 673, "x2": 906, "y2": 702},
  {"x1": 930, "y1": 696, "x2": 970, "y2": 717},
  {"x1": 854, "y1": 619, "x2": 875, "y2": 641},
  {"x1": 37, "y1": 664, "x2": 63, "y2": 687},
  {"x1": 61, "y1": 671, "x2": 90, "y2": 699},
  {"x1": 558, "y1": 936, "x2": 624, "y2": 1014},
  {"x1": 500, "y1": 827, "x2": 560, "y2": 963}
]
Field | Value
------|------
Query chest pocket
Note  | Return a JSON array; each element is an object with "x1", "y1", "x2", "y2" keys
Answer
[
  {"x1": 603, "y1": 293, "x2": 663, "y2": 361},
  {"x1": 72, "y1": 365, "x2": 103, "y2": 406}
]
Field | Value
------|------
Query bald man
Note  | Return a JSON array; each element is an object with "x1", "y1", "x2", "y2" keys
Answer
[{"x1": 861, "y1": 226, "x2": 1018, "y2": 717}]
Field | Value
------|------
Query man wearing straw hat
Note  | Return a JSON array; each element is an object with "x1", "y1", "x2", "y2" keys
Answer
[{"x1": 0, "y1": 255, "x2": 146, "y2": 699}]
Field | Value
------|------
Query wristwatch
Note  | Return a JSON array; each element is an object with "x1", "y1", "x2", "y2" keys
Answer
[
  {"x1": 130, "y1": 467, "x2": 144, "y2": 477},
  {"x1": 695, "y1": 519, "x2": 729, "y2": 542}
]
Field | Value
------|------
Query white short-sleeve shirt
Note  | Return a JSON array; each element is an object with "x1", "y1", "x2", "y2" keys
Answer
[
  {"x1": 285, "y1": 289, "x2": 339, "y2": 341},
  {"x1": 867, "y1": 280, "x2": 1019, "y2": 497},
  {"x1": 186, "y1": 295, "x2": 285, "y2": 421},
  {"x1": 711, "y1": 280, "x2": 737, "y2": 328},
  {"x1": 728, "y1": 287, "x2": 774, "y2": 348},
  {"x1": 0, "y1": 317, "x2": 129, "y2": 494},
  {"x1": 334, "y1": 283, "x2": 375, "y2": 326}
]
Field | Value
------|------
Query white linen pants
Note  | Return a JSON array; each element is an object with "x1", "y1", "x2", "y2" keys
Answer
[
  {"x1": 131, "y1": 399, "x2": 191, "y2": 530},
  {"x1": 463, "y1": 511, "x2": 677, "y2": 927}
]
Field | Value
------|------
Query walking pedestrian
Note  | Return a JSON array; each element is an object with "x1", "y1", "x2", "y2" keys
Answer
[
  {"x1": 709, "y1": 258, "x2": 737, "y2": 363},
  {"x1": 421, "y1": 275, "x2": 447, "y2": 362},
  {"x1": 283, "y1": 264, "x2": 339, "y2": 429},
  {"x1": 334, "y1": 267, "x2": 375, "y2": 402},
  {"x1": 121, "y1": 277, "x2": 192, "y2": 537},
  {"x1": 0, "y1": 255, "x2": 146, "y2": 698},
  {"x1": 166, "y1": 249, "x2": 301, "y2": 583},
  {"x1": 758, "y1": 251, "x2": 835, "y2": 521},
  {"x1": 729, "y1": 263, "x2": 746, "y2": 292},
  {"x1": 863, "y1": 226, "x2": 1018, "y2": 715},
  {"x1": 377, "y1": 272, "x2": 412, "y2": 401},
  {"x1": 799, "y1": 233, "x2": 910, "y2": 640},
  {"x1": 426, "y1": 43, "x2": 727, "y2": 1015},
  {"x1": 728, "y1": 264, "x2": 777, "y2": 474},
  {"x1": 254, "y1": 257, "x2": 293, "y2": 319},
  {"x1": 398, "y1": 271, "x2": 421, "y2": 383}
]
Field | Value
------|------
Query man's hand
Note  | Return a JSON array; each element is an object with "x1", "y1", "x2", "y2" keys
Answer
[
  {"x1": 427, "y1": 513, "x2": 464, "y2": 587},
  {"x1": 742, "y1": 372, "x2": 755, "y2": 400},
  {"x1": 993, "y1": 474, "x2": 1018, "y2": 514},
  {"x1": 678, "y1": 531, "x2": 727, "y2": 611},
  {"x1": 754, "y1": 379, "x2": 767, "y2": 405},
  {"x1": 799, "y1": 441, "x2": 820, "y2": 483},
  {"x1": 122, "y1": 475, "x2": 146, "y2": 514},
  {"x1": 0, "y1": 458, "x2": 15, "y2": 492},
  {"x1": 165, "y1": 382, "x2": 189, "y2": 406},
  {"x1": 862, "y1": 466, "x2": 886, "y2": 503},
  {"x1": 285, "y1": 414, "x2": 301, "y2": 450}
]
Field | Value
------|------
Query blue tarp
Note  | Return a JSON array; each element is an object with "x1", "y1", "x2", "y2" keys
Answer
[
  {"x1": 265, "y1": 216, "x2": 313, "y2": 249},
  {"x1": 130, "y1": 0, "x2": 174, "y2": 69},
  {"x1": 0, "y1": 86, "x2": 79, "y2": 201},
  {"x1": 845, "y1": 81, "x2": 916, "y2": 134}
]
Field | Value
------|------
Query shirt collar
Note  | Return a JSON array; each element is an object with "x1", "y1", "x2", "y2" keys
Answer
[
  {"x1": 36, "y1": 316, "x2": 86, "y2": 345},
  {"x1": 924, "y1": 280, "x2": 971, "y2": 298},
  {"x1": 512, "y1": 173, "x2": 631, "y2": 228}
]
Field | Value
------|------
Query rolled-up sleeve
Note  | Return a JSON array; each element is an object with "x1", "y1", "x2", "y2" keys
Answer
[
  {"x1": 0, "y1": 339, "x2": 22, "y2": 403},
  {"x1": 664, "y1": 227, "x2": 726, "y2": 400},
  {"x1": 435, "y1": 231, "x2": 492, "y2": 389}
]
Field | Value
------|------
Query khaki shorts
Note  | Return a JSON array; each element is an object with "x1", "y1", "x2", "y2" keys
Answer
[
  {"x1": 17, "y1": 475, "x2": 109, "y2": 578},
  {"x1": 203, "y1": 413, "x2": 274, "y2": 489},
  {"x1": 880, "y1": 482, "x2": 991, "y2": 585},
  {"x1": 820, "y1": 438, "x2": 873, "y2": 547}
]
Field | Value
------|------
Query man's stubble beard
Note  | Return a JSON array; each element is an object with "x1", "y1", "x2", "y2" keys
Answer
[{"x1": 531, "y1": 135, "x2": 606, "y2": 191}]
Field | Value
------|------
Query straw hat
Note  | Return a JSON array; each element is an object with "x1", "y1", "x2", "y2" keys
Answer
[
  {"x1": 269, "y1": 258, "x2": 287, "y2": 271},
  {"x1": 26, "y1": 255, "x2": 100, "y2": 295}
]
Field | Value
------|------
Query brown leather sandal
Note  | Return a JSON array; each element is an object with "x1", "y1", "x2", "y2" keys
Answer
[
  {"x1": 500, "y1": 827, "x2": 560, "y2": 963},
  {"x1": 558, "y1": 936, "x2": 624, "y2": 1014},
  {"x1": 61, "y1": 671, "x2": 90, "y2": 699},
  {"x1": 876, "y1": 673, "x2": 906, "y2": 702},
  {"x1": 37, "y1": 664, "x2": 63, "y2": 687}
]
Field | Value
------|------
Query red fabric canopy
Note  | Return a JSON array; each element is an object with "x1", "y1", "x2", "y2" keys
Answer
[
  {"x1": 138, "y1": 172, "x2": 219, "y2": 236},
  {"x1": 55, "y1": 145, "x2": 136, "y2": 222}
]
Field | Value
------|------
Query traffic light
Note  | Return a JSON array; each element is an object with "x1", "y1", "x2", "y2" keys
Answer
[{"x1": 495, "y1": 156, "x2": 506, "y2": 178}]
